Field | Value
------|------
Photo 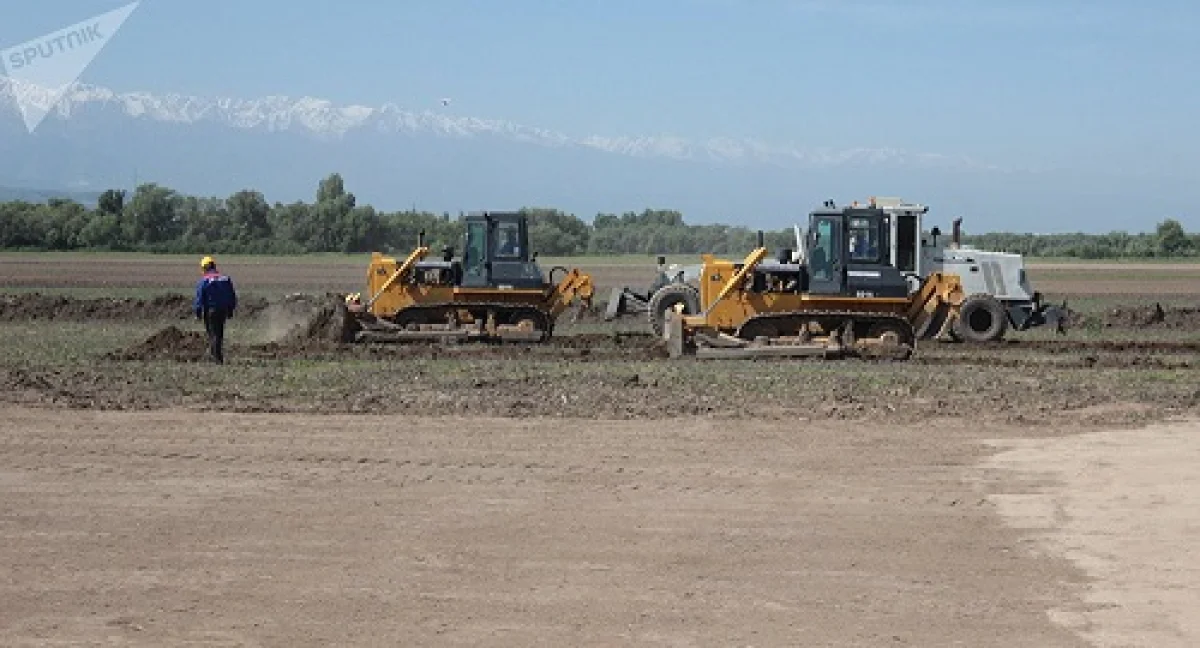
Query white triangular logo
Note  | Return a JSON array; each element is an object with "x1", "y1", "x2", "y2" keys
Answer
[{"x1": 1, "y1": 2, "x2": 140, "y2": 133}]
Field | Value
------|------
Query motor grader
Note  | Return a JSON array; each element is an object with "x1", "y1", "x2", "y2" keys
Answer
[
  {"x1": 661, "y1": 203, "x2": 968, "y2": 360},
  {"x1": 340, "y1": 211, "x2": 595, "y2": 343}
]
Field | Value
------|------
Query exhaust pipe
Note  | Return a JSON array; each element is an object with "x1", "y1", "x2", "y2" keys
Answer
[
  {"x1": 756, "y1": 230, "x2": 765, "y2": 249},
  {"x1": 951, "y1": 218, "x2": 962, "y2": 248}
]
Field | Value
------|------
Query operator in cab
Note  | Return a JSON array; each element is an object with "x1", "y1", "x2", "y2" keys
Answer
[
  {"x1": 498, "y1": 227, "x2": 520, "y2": 257},
  {"x1": 193, "y1": 256, "x2": 238, "y2": 364}
]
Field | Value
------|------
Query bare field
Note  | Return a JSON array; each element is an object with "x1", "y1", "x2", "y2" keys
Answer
[
  {"x1": 0, "y1": 253, "x2": 662, "y2": 296},
  {"x1": 3, "y1": 253, "x2": 1200, "y2": 646},
  {"x1": 7, "y1": 252, "x2": 1200, "y2": 299},
  {"x1": 0, "y1": 408, "x2": 1088, "y2": 646},
  {"x1": 3, "y1": 408, "x2": 1198, "y2": 647}
]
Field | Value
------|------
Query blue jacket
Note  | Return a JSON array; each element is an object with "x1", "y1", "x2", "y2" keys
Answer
[{"x1": 194, "y1": 271, "x2": 238, "y2": 317}]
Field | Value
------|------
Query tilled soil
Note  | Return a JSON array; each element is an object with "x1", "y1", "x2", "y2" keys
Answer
[
  {"x1": 2, "y1": 291, "x2": 1200, "y2": 427},
  {"x1": 0, "y1": 292, "x2": 279, "y2": 322},
  {"x1": 4, "y1": 290, "x2": 1198, "y2": 330},
  {"x1": 4, "y1": 333, "x2": 1198, "y2": 427},
  {"x1": 1090, "y1": 303, "x2": 1200, "y2": 329}
]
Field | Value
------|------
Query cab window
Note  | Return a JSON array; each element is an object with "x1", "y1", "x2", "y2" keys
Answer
[
  {"x1": 463, "y1": 221, "x2": 486, "y2": 278},
  {"x1": 848, "y1": 217, "x2": 881, "y2": 262},
  {"x1": 495, "y1": 222, "x2": 522, "y2": 259},
  {"x1": 809, "y1": 218, "x2": 835, "y2": 279}
]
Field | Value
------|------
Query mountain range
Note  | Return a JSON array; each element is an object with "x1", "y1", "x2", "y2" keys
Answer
[{"x1": 0, "y1": 77, "x2": 1190, "y2": 232}]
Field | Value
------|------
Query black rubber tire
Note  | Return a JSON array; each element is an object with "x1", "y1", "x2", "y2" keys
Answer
[
  {"x1": 647, "y1": 283, "x2": 701, "y2": 337},
  {"x1": 954, "y1": 294, "x2": 1009, "y2": 343}
]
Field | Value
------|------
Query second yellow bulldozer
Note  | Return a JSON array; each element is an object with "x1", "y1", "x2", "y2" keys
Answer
[
  {"x1": 661, "y1": 201, "x2": 967, "y2": 360},
  {"x1": 341, "y1": 211, "x2": 595, "y2": 343}
]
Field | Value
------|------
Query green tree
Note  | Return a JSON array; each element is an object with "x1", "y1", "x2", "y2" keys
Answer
[
  {"x1": 523, "y1": 207, "x2": 590, "y2": 255},
  {"x1": 317, "y1": 173, "x2": 347, "y2": 203},
  {"x1": 97, "y1": 189, "x2": 126, "y2": 215},
  {"x1": 125, "y1": 183, "x2": 182, "y2": 245},
  {"x1": 226, "y1": 189, "x2": 272, "y2": 241},
  {"x1": 1156, "y1": 218, "x2": 1192, "y2": 257},
  {"x1": 77, "y1": 211, "x2": 125, "y2": 249}
]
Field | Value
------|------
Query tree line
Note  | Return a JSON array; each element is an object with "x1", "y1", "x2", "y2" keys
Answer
[
  {"x1": 0, "y1": 173, "x2": 1195, "y2": 258},
  {"x1": 960, "y1": 219, "x2": 1196, "y2": 259}
]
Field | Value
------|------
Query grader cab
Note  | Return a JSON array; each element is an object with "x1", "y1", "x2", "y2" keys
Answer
[{"x1": 342, "y1": 211, "x2": 595, "y2": 343}]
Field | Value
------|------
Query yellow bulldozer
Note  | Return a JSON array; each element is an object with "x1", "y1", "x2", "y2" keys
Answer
[
  {"x1": 340, "y1": 211, "x2": 595, "y2": 343},
  {"x1": 661, "y1": 201, "x2": 967, "y2": 360}
]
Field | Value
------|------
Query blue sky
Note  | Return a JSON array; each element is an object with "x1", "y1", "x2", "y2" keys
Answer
[{"x1": 3, "y1": 0, "x2": 1198, "y2": 228}]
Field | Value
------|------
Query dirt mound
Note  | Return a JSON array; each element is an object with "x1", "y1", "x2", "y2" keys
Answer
[
  {"x1": 282, "y1": 300, "x2": 357, "y2": 344},
  {"x1": 108, "y1": 326, "x2": 210, "y2": 362},
  {"x1": 0, "y1": 292, "x2": 270, "y2": 322},
  {"x1": 252, "y1": 293, "x2": 337, "y2": 342}
]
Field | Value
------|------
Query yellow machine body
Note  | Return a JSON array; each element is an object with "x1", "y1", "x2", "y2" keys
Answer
[
  {"x1": 363, "y1": 250, "x2": 594, "y2": 325},
  {"x1": 668, "y1": 246, "x2": 967, "y2": 359}
]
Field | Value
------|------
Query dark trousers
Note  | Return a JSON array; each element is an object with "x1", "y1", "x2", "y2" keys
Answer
[{"x1": 203, "y1": 308, "x2": 228, "y2": 364}]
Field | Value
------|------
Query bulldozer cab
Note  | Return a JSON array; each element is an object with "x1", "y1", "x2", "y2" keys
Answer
[
  {"x1": 805, "y1": 204, "x2": 910, "y2": 299},
  {"x1": 460, "y1": 211, "x2": 546, "y2": 289}
]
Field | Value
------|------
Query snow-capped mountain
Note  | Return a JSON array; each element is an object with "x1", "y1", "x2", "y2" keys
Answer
[
  {"x1": 1, "y1": 77, "x2": 1181, "y2": 230},
  {"x1": 0, "y1": 78, "x2": 996, "y2": 170}
]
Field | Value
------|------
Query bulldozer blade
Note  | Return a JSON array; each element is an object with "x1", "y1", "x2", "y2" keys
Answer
[
  {"x1": 354, "y1": 326, "x2": 545, "y2": 344},
  {"x1": 693, "y1": 331, "x2": 751, "y2": 349},
  {"x1": 690, "y1": 327, "x2": 843, "y2": 360},
  {"x1": 495, "y1": 329, "x2": 546, "y2": 342},
  {"x1": 694, "y1": 345, "x2": 836, "y2": 360},
  {"x1": 354, "y1": 329, "x2": 473, "y2": 343}
]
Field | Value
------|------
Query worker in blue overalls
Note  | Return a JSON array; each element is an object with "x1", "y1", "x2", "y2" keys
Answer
[{"x1": 193, "y1": 256, "x2": 238, "y2": 364}]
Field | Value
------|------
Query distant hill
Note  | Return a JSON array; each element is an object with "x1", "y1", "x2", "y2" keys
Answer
[{"x1": 0, "y1": 185, "x2": 102, "y2": 206}]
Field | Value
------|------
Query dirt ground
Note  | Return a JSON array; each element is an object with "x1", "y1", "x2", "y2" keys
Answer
[
  {"x1": 4, "y1": 254, "x2": 1199, "y2": 297},
  {"x1": 979, "y1": 420, "x2": 1200, "y2": 648},
  {"x1": 3, "y1": 408, "x2": 1197, "y2": 647},
  {"x1": 0, "y1": 407, "x2": 1097, "y2": 647},
  {"x1": 3, "y1": 255, "x2": 1200, "y2": 646},
  {"x1": 0, "y1": 255, "x2": 657, "y2": 295}
]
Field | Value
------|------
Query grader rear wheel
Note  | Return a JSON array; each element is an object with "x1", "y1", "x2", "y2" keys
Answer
[
  {"x1": 647, "y1": 283, "x2": 701, "y2": 337},
  {"x1": 954, "y1": 294, "x2": 1009, "y2": 343}
]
